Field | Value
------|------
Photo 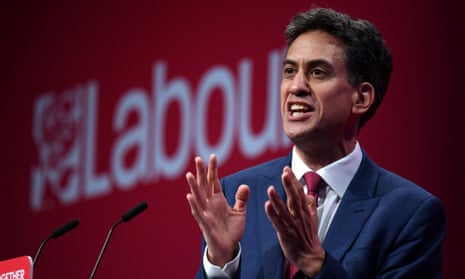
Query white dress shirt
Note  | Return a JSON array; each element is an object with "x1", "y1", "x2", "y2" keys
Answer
[{"x1": 204, "y1": 142, "x2": 363, "y2": 278}]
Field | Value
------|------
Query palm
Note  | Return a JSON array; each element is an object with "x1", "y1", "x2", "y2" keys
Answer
[
  {"x1": 186, "y1": 155, "x2": 249, "y2": 266},
  {"x1": 200, "y1": 190, "x2": 246, "y2": 257}
]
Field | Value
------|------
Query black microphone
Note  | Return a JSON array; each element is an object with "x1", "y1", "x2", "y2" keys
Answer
[
  {"x1": 121, "y1": 201, "x2": 148, "y2": 222},
  {"x1": 90, "y1": 201, "x2": 148, "y2": 279},
  {"x1": 33, "y1": 219, "x2": 79, "y2": 267}
]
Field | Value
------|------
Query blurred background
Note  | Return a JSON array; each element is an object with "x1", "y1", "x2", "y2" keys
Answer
[{"x1": 1, "y1": 0, "x2": 464, "y2": 278}]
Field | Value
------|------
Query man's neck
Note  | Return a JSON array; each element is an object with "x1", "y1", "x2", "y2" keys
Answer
[{"x1": 294, "y1": 139, "x2": 357, "y2": 171}]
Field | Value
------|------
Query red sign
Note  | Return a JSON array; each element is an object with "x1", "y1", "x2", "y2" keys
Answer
[{"x1": 0, "y1": 256, "x2": 33, "y2": 279}]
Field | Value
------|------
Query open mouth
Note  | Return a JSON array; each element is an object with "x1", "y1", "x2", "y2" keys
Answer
[{"x1": 288, "y1": 103, "x2": 313, "y2": 117}]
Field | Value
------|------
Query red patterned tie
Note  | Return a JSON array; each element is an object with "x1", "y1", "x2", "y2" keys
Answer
[{"x1": 287, "y1": 171, "x2": 321, "y2": 278}]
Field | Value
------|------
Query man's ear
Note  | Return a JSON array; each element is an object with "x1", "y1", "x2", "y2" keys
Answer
[{"x1": 352, "y1": 82, "x2": 375, "y2": 114}]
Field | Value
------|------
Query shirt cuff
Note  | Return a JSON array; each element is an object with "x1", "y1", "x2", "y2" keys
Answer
[{"x1": 203, "y1": 243, "x2": 241, "y2": 278}]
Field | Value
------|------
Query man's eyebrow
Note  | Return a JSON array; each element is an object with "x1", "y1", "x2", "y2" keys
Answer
[
  {"x1": 308, "y1": 59, "x2": 332, "y2": 69},
  {"x1": 282, "y1": 58, "x2": 332, "y2": 68},
  {"x1": 282, "y1": 59, "x2": 297, "y2": 67}
]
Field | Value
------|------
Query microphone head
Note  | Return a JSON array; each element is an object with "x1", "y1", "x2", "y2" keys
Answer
[
  {"x1": 34, "y1": 218, "x2": 80, "y2": 267},
  {"x1": 121, "y1": 202, "x2": 148, "y2": 222},
  {"x1": 51, "y1": 219, "x2": 79, "y2": 239}
]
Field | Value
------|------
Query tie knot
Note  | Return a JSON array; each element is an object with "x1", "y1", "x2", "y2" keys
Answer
[{"x1": 303, "y1": 171, "x2": 321, "y2": 197}]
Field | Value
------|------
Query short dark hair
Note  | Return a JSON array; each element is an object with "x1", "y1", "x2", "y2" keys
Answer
[{"x1": 285, "y1": 7, "x2": 393, "y2": 130}]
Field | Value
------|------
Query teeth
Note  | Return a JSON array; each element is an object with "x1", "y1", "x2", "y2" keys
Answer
[
  {"x1": 290, "y1": 104, "x2": 310, "y2": 112},
  {"x1": 292, "y1": 111, "x2": 305, "y2": 116}
]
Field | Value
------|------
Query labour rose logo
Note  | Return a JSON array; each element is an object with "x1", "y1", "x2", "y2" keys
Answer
[{"x1": 31, "y1": 89, "x2": 83, "y2": 210}]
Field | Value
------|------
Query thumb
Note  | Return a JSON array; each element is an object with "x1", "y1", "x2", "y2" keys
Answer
[{"x1": 234, "y1": 184, "x2": 250, "y2": 211}]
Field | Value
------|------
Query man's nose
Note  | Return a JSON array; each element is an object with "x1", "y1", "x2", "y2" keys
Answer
[{"x1": 289, "y1": 71, "x2": 310, "y2": 96}]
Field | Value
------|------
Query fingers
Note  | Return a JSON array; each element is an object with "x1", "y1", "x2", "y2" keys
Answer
[
  {"x1": 186, "y1": 171, "x2": 207, "y2": 210},
  {"x1": 207, "y1": 154, "x2": 222, "y2": 194},
  {"x1": 281, "y1": 167, "x2": 309, "y2": 218},
  {"x1": 265, "y1": 167, "x2": 319, "y2": 244},
  {"x1": 265, "y1": 166, "x2": 307, "y2": 229},
  {"x1": 186, "y1": 192, "x2": 206, "y2": 229},
  {"x1": 189, "y1": 154, "x2": 219, "y2": 200},
  {"x1": 305, "y1": 195, "x2": 318, "y2": 217},
  {"x1": 186, "y1": 154, "x2": 223, "y2": 210},
  {"x1": 194, "y1": 156, "x2": 210, "y2": 198},
  {"x1": 266, "y1": 179, "x2": 322, "y2": 271},
  {"x1": 265, "y1": 186, "x2": 295, "y2": 232}
]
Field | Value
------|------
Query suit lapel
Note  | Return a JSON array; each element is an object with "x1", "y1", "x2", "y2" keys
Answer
[
  {"x1": 322, "y1": 192, "x2": 379, "y2": 260},
  {"x1": 322, "y1": 154, "x2": 380, "y2": 261}
]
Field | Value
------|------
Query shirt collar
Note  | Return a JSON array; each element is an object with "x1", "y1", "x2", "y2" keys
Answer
[{"x1": 291, "y1": 141, "x2": 363, "y2": 198}]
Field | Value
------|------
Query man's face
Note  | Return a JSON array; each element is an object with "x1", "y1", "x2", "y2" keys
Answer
[{"x1": 280, "y1": 30, "x2": 357, "y2": 147}]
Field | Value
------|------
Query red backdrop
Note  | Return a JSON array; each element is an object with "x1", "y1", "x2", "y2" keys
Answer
[{"x1": 1, "y1": 0, "x2": 464, "y2": 278}]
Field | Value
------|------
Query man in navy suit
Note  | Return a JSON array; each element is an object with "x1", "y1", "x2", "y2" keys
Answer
[{"x1": 185, "y1": 7, "x2": 446, "y2": 279}]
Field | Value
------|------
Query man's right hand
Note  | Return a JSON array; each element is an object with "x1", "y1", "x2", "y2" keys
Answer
[{"x1": 186, "y1": 154, "x2": 250, "y2": 267}]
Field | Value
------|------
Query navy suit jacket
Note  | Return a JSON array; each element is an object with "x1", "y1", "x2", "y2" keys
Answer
[{"x1": 194, "y1": 151, "x2": 446, "y2": 279}]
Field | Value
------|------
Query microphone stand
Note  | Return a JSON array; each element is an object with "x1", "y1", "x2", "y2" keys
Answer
[
  {"x1": 33, "y1": 235, "x2": 52, "y2": 267},
  {"x1": 89, "y1": 201, "x2": 147, "y2": 278},
  {"x1": 89, "y1": 219, "x2": 122, "y2": 279}
]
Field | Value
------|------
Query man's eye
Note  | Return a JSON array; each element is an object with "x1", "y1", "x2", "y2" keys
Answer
[
  {"x1": 311, "y1": 69, "x2": 327, "y2": 78},
  {"x1": 283, "y1": 67, "x2": 295, "y2": 76}
]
